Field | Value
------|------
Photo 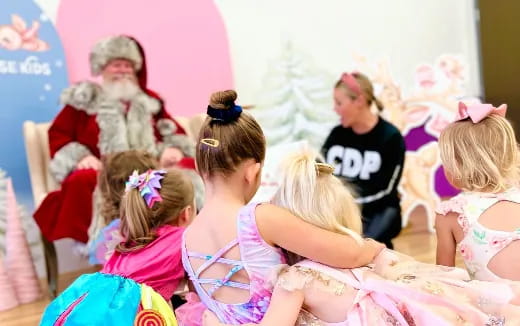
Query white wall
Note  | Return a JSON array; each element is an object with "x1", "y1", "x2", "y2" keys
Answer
[
  {"x1": 35, "y1": 0, "x2": 482, "y2": 102},
  {"x1": 214, "y1": 0, "x2": 481, "y2": 103}
]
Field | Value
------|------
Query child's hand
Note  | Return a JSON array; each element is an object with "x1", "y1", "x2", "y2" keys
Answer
[
  {"x1": 76, "y1": 155, "x2": 102, "y2": 171},
  {"x1": 365, "y1": 238, "x2": 386, "y2": 260},
  {"x1": 350, "y1": 238, "x2": 386, "y2": 267}
]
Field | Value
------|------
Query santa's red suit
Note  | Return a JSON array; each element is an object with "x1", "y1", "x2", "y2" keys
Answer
[{"x1": 34, "y1": 36, "x2": 194, "y2": 243}]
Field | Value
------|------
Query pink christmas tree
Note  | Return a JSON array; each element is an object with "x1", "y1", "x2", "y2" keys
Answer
[
  {"x1": 0, "y1": 254, "x2": 19, "y2": 311},
  {"x1": 5, "y1": 178, "x2": 41, "y2": 304}
]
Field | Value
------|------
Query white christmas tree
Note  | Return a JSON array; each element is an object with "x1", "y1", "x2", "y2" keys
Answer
[
  {"x1": 252, "y1": 43, "x2": 337, "y2": 150},
  {"x1": 0, "y1": 169, "x2": 42, "y2": 274}
]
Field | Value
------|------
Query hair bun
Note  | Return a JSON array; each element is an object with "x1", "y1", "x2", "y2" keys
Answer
[
  {"x1": 209, "y1": 90, "x2": 237, "y2": 110},
  {"x1": 207, "y1": 90, "x2": 242, "y2": 123}
]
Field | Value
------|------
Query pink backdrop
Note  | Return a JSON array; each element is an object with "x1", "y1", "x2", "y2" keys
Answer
[{"x1": 56, "y1": 0, "x2": 234, "y2": 116}]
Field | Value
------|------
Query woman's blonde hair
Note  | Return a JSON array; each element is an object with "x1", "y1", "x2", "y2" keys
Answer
[
  {"x1": 272, "y1": 149, "x2": 363, "y2": 263},
  {"x1": 117, "y1": 168, "x2": 194, "y2": 252},
  {"x1": 196, "y1": 90, "x2": 266, "y2": 178},
  {"x1": 439, "y1": 114, "x2": 520, "y2": 192},
  {"x1": 335, "y1": 72, "x2": 384, "y2": 111}
]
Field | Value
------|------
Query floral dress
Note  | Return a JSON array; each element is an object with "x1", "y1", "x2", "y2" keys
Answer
[{"x1": 437, "y1": 188, "x2": 520, "y2": 281}]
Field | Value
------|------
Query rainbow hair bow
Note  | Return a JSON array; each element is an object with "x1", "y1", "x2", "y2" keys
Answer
[
  {"x1": 125, "y1": 169, "x2": 166, "y2": 208},
  {"x1": 455, "y1": 102, "x2": 507, "y2": 123}
]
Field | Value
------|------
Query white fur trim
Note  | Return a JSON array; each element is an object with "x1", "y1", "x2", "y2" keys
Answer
[
  {"x1": 184, "y1": 170, "x2": 205, "y2": 211},
  {"x1": 87, "y1": 187, "x2": 105, "y2": 253},
  {"x1": 60, "y1": 81, "x2": 101, "y2": 114},
  {"x1": 49, "y1": 142, "x2": 92, "y2": 183},
  {"x1": 159, "y1": 134, "x2": 195, "y2": 157},
  {"x1": 90, "y1": 36, "x2": 142, "y2": 76},
  {"x1": 156, "y1": 118, "x2": 195, "y2": 156},
  {"x1": 96, "y1": 91, "x2": 160, "y2": 156},
  {"x1": 96, "y1": 98, "x2": 128, "y2": 155},
  {"x1": 157, "y1": 119, "x2": 178, "y2": 136}
]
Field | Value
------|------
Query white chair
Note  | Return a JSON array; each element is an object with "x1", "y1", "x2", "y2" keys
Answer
[{"x1": 22, "y1": 121, "x2": 59, "y2": 298}]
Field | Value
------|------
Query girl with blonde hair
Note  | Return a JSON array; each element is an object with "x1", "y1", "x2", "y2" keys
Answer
[
  {"x1": 436, "y1": 102, "x2": 520, "y2": 282},
  {"x1": 203, "y1": 149, "x2": 520, "y2": 326}
]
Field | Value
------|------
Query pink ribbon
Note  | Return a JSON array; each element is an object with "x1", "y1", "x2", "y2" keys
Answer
[{"x1": 455, "y1": 102, "x2": 507, "y2": 123}]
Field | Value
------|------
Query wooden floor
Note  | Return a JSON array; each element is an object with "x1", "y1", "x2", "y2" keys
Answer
[{"x1": 0, "y1": 223, "x2": 459, "y2": 326}]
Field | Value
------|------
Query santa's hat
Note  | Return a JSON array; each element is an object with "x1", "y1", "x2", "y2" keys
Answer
[
  {"x1": 5, "y1": 178, "x2": 42, "y2": 304},
  {"x1": 90, "y1": 35, "x2": 151, "y2": 91},
  {"x1": 89, "y1": 35, "x2": 143, "y2": 76},
  {"x1": 0, "y1": 254, "x2": 19, "y2": 311}
]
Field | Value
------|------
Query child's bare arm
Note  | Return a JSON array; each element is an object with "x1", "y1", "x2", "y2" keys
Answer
[
  {"x1": 256, "y1": 204, "x2": 384, "y2": 268},
  {"x1": 435, "y1": 212, "x2": 457, "y2": 266}
]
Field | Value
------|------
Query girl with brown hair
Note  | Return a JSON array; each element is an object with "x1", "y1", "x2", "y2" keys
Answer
[
  {"x1": 41, "y1": 168, "x2": 195, "y2": 325},
  {"x1": 178, "y1": 90, "x2": 384, "y2": 325},
  {"x1": 88, "y1": 150, "x2": 158, "y2": 265}
]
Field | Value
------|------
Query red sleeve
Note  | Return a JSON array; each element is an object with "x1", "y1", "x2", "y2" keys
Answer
[{"x1": 48, "y1": 105, "x2": 79, "y2": 158}]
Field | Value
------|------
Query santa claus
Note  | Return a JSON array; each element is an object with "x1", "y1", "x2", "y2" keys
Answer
[{"x1": 34, "y1": 35, "x2": 194, "y2": 244}]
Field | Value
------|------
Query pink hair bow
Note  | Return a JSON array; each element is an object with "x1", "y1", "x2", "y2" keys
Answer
[
  {"x1": 455, "y1": 102, "x2": 507, "y2": 123},
  {"x1": 341, "y1": 72, "x2": 362, "y2": 96}
]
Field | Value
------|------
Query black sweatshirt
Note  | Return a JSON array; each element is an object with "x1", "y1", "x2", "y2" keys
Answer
[{"x1": 322, "y1": 118, "x2": 405, "y2": 217}]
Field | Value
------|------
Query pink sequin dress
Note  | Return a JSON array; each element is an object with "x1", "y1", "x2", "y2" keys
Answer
[{"x1": 276, "y1": 250, "x2": 520, "y2": 325}]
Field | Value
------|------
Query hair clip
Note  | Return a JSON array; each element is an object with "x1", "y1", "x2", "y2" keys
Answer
[
  {"x1": 207, "y1": 104, "x2": 242, "y2": 123},
  {"x1": 315, "y1": 163, "x2": 335, "y2": 175},
  {"x1": 340, "y1": 72, "x2": 362, "y2": 96},
  {"x1": 200, "y1": 138, "x2": 220, "y2": 147}
]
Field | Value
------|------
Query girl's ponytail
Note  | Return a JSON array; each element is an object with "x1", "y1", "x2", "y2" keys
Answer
[{"x1": 117, "y1": 169, "x2": 194, "y2": 252}]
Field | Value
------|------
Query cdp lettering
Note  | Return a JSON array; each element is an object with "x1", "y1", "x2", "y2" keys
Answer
[{"x1": 326, "y1": 145, "x2": 381, "y2": 180}]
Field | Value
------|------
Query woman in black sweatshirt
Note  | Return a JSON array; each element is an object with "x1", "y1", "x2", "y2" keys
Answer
[{"x1": 322, "y1": 72, "x2": 405, "y2": 249}]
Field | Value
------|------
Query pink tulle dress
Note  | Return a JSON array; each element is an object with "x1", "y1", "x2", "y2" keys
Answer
[{"x1": 276, "y1": 250, "x2": 520, "y2": 325}]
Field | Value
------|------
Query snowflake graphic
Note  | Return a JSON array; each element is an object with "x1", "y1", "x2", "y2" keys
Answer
[{"x1": 39, "y1": 13, "x2": 49, "y2": 22}]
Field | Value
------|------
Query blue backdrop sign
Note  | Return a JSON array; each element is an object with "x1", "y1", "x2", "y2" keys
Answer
[{"x1": 0, "y1": 1, "x2": 68, "y2": 209}]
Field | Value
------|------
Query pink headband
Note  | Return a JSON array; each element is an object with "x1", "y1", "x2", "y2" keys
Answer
[
  {"x1": 455, "y1": 102, "x2": 507, "y2": 123},
  {"x1": 340, "y1": 72, "x2": 362, "y2": 96}
]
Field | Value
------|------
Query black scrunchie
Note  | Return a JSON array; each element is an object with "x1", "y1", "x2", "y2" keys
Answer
[{"x1": 207, "y1": 105, "x2": 242, "y2": 123}]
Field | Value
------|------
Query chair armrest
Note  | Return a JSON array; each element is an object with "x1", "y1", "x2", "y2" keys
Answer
[{"x1": 23, "y1": 121, "x2": 49, "y2": 207}]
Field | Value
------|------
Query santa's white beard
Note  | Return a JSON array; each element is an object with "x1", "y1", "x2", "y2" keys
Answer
[{"x1": 102, "y1": 79, "x2": 140, "y2": 101}]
